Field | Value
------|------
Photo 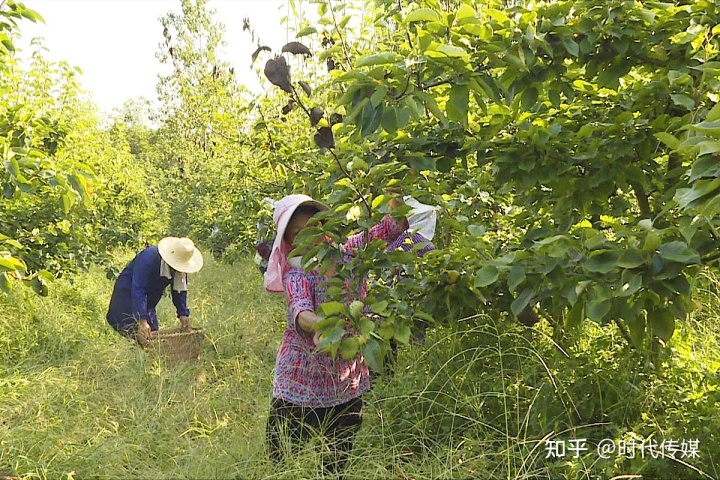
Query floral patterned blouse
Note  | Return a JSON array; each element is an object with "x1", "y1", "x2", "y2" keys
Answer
[{"x1": 273, "y1": 214, "x2": 406, "y2": 408}]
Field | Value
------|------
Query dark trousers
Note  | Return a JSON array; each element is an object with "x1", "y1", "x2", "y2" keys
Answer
[
  {"x1": 266, "y1": 396, "x2": 363, "y2": 475},
  {"x1": 106, "y1": 283, "x2": 158, "y2": 340}
]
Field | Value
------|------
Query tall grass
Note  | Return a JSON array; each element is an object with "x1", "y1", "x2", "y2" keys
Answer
[{"x1": 1, "y1": 253, "x2": 718, "y2": 479}]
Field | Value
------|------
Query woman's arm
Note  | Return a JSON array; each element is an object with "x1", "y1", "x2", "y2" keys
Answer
[
  {"x1": 285, "y1": 271, "x2": 327, "y2": 346},
  {"x1": 344, "y1": 214, "x2": 409, "y2": 251},
  {"x1": 285, "y1": 270, "x2": 316, "y2": 331},
  {"x1": 343, "y1": 193, "x2": 409, "y2": 250},
  {"x1": 297, "y1": 310, "x2": 323, "y2": 333}
]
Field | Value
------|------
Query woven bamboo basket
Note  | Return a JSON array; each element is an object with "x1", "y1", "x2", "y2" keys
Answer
[{"x1": 146, "y1": 327, "x2": 204, "y2": 363}]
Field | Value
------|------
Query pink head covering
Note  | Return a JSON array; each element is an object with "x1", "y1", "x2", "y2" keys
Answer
[{"x1": 264, "y1": 194, "x2": 328, "y2": 293}]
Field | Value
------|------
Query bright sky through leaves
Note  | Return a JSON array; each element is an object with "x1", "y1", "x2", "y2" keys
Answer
[{"x1": 17, "y1": 0, "x2": 294, "y2": 115}]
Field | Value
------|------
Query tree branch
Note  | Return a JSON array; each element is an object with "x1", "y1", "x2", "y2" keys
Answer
[
  {"x1": 290, "y1": 84, "x2": 312, "y2": 119},
  {"x1": 421, "y1": 77, "x2": 454, "y2": 90},
  {"x1": 329, "y1": 149, "x2": 372, "y2": 216},
  {"x1": 631, "y1": 181, "x2": 651, "y2": 218},
  {"x1": 701, "y1": 250, "x2": 720, "y2": 264},
  {"x1": 614, "y1": 318, "x2": 635, "y2": 349},
  {"x1": 327, "y1": 0, "x2": 352, "y2": 66}
]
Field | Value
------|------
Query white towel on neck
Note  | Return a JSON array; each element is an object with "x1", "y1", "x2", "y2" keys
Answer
[
  {"x1": 404, "y1": 196, "x2": 440, "y2": 240},
  {"x1": 160, "y1": 259, "x2": 188, "y2": 292},
  {"x1": 288, "y1": 256, "x2": 303, "y2": 269}
]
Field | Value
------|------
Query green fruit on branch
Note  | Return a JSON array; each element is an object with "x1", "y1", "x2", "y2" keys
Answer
[{"x1": 446, "y1": 270, "x2": 460, "y2": 284}]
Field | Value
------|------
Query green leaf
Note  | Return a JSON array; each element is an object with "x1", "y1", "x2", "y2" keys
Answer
[
  {"x1": 4, "y1": 158, "x2": 20, "y2": 178},
  {"x1": 698, "y1": 141, "x2": 720, "y2": 156},
  {"x1": 467, "y1": 225, "x2": 485, "y2": 236},
  {"x1": 25, "y1": 276, "x2": 49, "y2": 297},
  {"x1": 68, "y1": 174, "x2": 91, "y2": 207},
  {"x1": 377, "y1": 321, "x2": 394, "y2": 340},
  {"x1": 649, "y1": 308, "x2": 676, "y2": 342},
  {"x1": 414, "y1": 91, "x2": 448, "y2": 126},
  {"x1": 356, "y1": 52, "x2": 398, "y2": 67},
  {"x1": 61, "y1": 191, "x2": 74, "y2": 214},
  {"x1": 433, "y1": 44, "x2": 468, "y2": 58},
  {"x1": 508, "y1": 265, "x2": 525, "y2": 291},
  {"x1": 503, "y1": 53, "x2": 526, "y2": 70},
  {"x1": 566, "y1": 301, "x2": 584, "y2": 329},
  {"x1": 520, "y1": 86, "x2": 538, "y2": 110},
  {"x1": 296, "y1": 26, "x2": 317, "y2": 37},
  {"x1": 617, "y1": 250, "x2": 645, "y2": 269},
  {"x1": 707, "y1": 101, "x2": 720, "y2": 122},
  {"x1": 381, "y1": 107, "x2": 398, "y2": 134},
  {"x1": 586, "y1": 297, "x2": 611, "y2": 322},
  {"x1": 0, "y1": 255, "x2": 26, "y2": 273},
  {"x1": 548, "y1": 87, "x2": 561, "y2": 107},
  {"x1": 339, "y1": 14, "x2": 352, "y2": 28},
  {"x1": 436, "y1": 156, "x2": 454, "y2": 172},
  {"x1": 359, "y1": 318, "x2": 376, "y2": 335},
  {"x1": 415, "y1": 311, "x2": 434, "y2": 323},
  {"x1": 317, "y1": 326, "x2": 345, "y2": 358},
  {"x1": 406, "y1": 8, "x2": 440, "y2": 23},
  {"x1": 511, "y1": 288, "x2": 533, "y2": 316},
  {"x1": 360, "y1": 102, "x2": 384, "y2": 137},
  {"x1": 344, "y1": 97, "x2": 370, "y2": 126},
  {"x1": 349, "y1": 300, "x2": 364, "y2": 320},
  {"x1": 319, "y1": 301, "x2": 346, "y2": 317},
  {"x1": 562, "y1": 37, "x2": 579, "y2": 57},
  {"x1": 19, "y1": 7, "x2": 43, "y2": 23},
  {"x1": 618, "y1": 274, "x2": 642, "y2": 298},
  {"x1": 687, "y1": 119, "x2": 720, "y2": 137},
  {"x1": 484, "y1": 8, "x2": 510, "y2": 25},
  {"x1": 637, "y1": 8, "x2": 655, "y2": 24},
  {"x1": 314, "y1": 316, "x2": 342, "y2": 330},
  {"x1": 38, "y1": 270, "x2": 54, "y2": 283},
  {"x1": 447, "y1": 84, "x2": 469, "y2": 124},
  {"x1": 625, "y1": 314, "x2": 645, "y2": 348},
  {"x1": 674, "y1": 178, "x2": 720, "y2": 209},
  {"x1": 370, "y1": 85, "x2": 388, "y2": 108},
  {"x1": 0, "y1": 272, "x2": 11, "y2": 293},
  {"x1": 690, "y1": 61, "x2": 720, "y2": 74},
  {"x1": 474, "y1": 265, "x2": 499, "y2": 287},
  {"x1": 670, "y1": 94, "x2": 695, "y2": 111},
  {"x1": 340, "y1": 336, "x2": 360, "y2": 360},
  {"x1": 655, "y1": 132, "x2": 680, "y2": 150},
  {"x1": 372, "y1": 195, "x2": 389, "y2": 209},
  {"x1": 362, "y1": 338, "x2": 383, "y2": 371},
  {"x1": 371, "y1": 301, "x2": 388, "y2": 314},
  {"x1": 459, "y1": 22, "x2": 485, "y2": 38},
  {"x1": 4, "y1": 239, "x2": 22, "y2": 249},
  {"x1": 657, "y1": 241, "x2": 700, "y2": 264},
  {"x1": 455, "y1": 3, "x2": 476, "y2": 21},
  {"x1": 395, "y1": 324, "x2": 411, "y2": 344},
  {"x1": 583, "y1": 250, "x2": 621, "y2": 274}
]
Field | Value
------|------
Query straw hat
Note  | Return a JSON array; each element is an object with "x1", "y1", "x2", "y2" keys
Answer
[
  {"x1": 158, "y1": 237, "x2": 204, "y2": 273},
  {"x1": 264, "y1": 194, "x2": 328, "y2": 293}
]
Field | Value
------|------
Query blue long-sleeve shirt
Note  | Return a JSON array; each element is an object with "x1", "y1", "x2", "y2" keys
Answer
[{"x1": 112, "y1": 246, "x2": 189, "y2": 328}]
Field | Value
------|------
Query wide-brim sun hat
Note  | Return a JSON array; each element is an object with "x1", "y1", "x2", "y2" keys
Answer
[
  {"x1": 158, "y1": 237, "x2": 204, "y2": 273},
  {"x1": 264, "y1": 194, "x2": 328, "y2": 293}
]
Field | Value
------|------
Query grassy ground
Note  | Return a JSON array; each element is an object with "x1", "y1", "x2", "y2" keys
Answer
[{"x1": 1, "y1": 252, "x2": 718, "y2": 479}]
